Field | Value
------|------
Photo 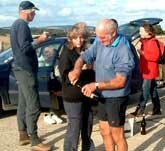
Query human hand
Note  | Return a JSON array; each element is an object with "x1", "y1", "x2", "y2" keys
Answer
[
  {"x1": 68, "y1": 69, "x2": 81, "y2": 85},
  {"x1": 36, "y1": 31, "x2": 49, "y2": 44},
  {"x1": 82, "y1": 64, "x2": 93, "y2": 70},
  {"x1": 136, "y1": 41, "x2": 144, "y2": 55},
  {"x1": 137, "y1": 49, "x2": 144, "y2": 56},
  {"x1": 81, "y1": 82, "x2": 96, "y2": 98}
]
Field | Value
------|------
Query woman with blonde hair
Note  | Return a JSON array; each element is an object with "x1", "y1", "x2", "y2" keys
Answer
[{"x1": 59, "y1": 22, "x2": 95, "y2": 151}]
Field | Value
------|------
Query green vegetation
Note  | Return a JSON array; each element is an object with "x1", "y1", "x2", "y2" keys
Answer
[
  {"x1": 0, "y1": 28, "x2": 10, "y2": 36},
  {"x1": 154, "y1": 25, "x2": 165, "y2": 34}
]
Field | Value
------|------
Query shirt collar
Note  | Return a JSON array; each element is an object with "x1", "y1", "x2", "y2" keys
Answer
[
  {"x1": 20, "y1": 18, "x2": 29, "y2": 24},
  {"x1": 108, "y1": 33, "x2": 121, "y2": 47}
]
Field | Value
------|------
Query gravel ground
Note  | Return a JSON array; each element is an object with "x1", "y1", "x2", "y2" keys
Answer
[{"x1": 0, "y1": 92, "x2": 165, "y2": 151}]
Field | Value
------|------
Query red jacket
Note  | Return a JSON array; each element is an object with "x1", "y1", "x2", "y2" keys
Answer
[{"x1": 139, "y1": 37, "x2": 160, "y2": 79}]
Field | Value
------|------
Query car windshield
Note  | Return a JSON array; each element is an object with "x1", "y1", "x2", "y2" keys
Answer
[{"x1": 0, "y1": 48, "x2": 13, "y2": 64}]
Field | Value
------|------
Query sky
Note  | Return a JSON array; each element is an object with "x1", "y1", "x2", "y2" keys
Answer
[{"x1": 0, "y1": 0, "x2": 165, "y2": 29}]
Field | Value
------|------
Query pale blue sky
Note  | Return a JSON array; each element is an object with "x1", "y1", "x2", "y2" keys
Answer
[{"x1": 0, "y1": 0, "x2": 165, "y2": 29}]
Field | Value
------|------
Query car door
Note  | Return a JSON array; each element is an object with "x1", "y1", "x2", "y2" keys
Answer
[
  {"x1": 7, "y1": 38, "x2": 66, "y2": 109},
  {"x1": 36, "y1": 38, "x2": 65, "y2": 108}
]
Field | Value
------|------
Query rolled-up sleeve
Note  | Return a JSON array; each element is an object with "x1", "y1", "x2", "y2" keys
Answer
[{"x1": 114, "y1": 44, "x2": 135, "y2": 77}]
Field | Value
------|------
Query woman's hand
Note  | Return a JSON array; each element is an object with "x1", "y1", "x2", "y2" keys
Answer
[{"x1": 136, "y1": 41, "x2": 143, "y2": 55}]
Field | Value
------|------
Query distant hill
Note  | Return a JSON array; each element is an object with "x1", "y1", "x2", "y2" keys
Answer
[
  {"x1": 0, "y1": 25, "x2": 95, "y2": 37},
  {"x1": 0, "y1": 25, "x2": 95, "y2": 51}
]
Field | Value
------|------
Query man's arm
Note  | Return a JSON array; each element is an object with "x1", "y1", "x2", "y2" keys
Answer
[
  {"x1": 68, "y1": 56, "x2": 85, "y2": 85},
  {"x1": 96, "y1": 73, "x2": 127, "y2": 89},
  {"x1": 81, "y1": 72, "x2": 127, "y2": 98}
]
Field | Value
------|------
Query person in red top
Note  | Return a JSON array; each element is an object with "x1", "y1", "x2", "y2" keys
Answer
[{"x1": 131, "y1": 23, "x2": 162, "y2": 116}]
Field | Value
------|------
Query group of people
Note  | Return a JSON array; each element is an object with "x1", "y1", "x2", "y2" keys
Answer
[{"x1": 10, "y1": 1, "x2": 162, "y2": 151}]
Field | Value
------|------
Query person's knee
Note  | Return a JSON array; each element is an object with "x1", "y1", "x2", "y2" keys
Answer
[{"x1": 111, "y1": 126, "x2": 125, "y2": 143}]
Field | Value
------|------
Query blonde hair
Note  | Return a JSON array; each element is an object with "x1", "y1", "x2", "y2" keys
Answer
[{"x1": 67, "y1": 22, "x2": 89, "y2": 50}]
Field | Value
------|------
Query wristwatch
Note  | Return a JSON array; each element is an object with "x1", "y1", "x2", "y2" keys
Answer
[{"x1": 95, "y1": 82, "x2": 99, "y2": 89}]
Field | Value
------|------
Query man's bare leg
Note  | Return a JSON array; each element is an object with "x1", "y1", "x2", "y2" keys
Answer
[
  {"x1": 111, "y1": 125, "x2": 128, "y2": 151},
  {"x1": 99, "y1": 120, "x2": 115, "y2": 151}
]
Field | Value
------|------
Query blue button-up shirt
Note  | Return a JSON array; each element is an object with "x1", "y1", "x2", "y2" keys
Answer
[{"x1": 81, "y1": 34, "x2": 135, "y2": 98}]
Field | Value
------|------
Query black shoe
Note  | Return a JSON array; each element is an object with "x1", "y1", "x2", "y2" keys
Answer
[
  {"x1": 130, "y1": 105, "x2": 141, "y2": 116},
  {"x1": 130, "y1": 109, "x2": 144, "y2": 117},
  {"x1": 152, "y1": 109, "x2": 162, "y2": 115},
  {"x1": 19, "y1": 130, "x2": 31, "y2": 146},
  {"x1": 136, "y1": 110, "x2": 144, "y2": 117}
]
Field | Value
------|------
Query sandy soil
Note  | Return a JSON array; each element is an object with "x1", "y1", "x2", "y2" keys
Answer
[{"x1": 0, "y1": 90, "x2": 165, "y2": 151}]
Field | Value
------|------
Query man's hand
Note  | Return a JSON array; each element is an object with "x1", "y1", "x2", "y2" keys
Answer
[
  {"x1": 68, "y1": 56, "x2": 85, "y2": 85},
  {"x1": 36, "y1": 31, "x2": 49, "y2": 44},
  {"x1": 81, "y1": 82, "x2": 96, "y2": 98},
  {"x1": 68, "y1": 69, "x2": 81, "y2": 85},
  {"x1": 82, "y1": 64, "x2": 93, "y2": 70}
]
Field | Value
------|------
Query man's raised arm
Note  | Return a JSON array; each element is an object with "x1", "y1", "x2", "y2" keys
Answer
[{"x1": 68, "y1": 56, "x2": 85, "y2": 85}]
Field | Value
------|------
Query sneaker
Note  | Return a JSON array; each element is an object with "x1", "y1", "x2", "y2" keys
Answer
[
  {"x1": 51, "y1": 114, "x2": 63, "y2": 124},
  {"x1": 44, "y1": 114, "x2": 56, "y2": 124}
]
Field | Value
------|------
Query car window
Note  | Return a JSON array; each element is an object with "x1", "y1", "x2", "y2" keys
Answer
[{"x1": 37, "y1": 43, "x2": 60, "y2": 67}]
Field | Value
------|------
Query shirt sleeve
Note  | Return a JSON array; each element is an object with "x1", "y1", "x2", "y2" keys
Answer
[
  {"x1": 17, "y1": 22, "x2": 34, "y2": 54},
  {"x1": 58, "y1": 47, "x2": 72, "y2": 83},
  {"x1": 114, "y1": 42, "x2": 135, "y2": 77},
  {"x1": 81, "y1": 37, "x2": 98, "y2": 64}
]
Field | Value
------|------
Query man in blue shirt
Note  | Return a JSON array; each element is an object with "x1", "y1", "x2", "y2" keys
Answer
[
  {"x1": 69, "y1": 19, "x2": 135, "y2": 151},
  {"x1": 10, "y1": 1, "x2": 50, "y2": 151}
]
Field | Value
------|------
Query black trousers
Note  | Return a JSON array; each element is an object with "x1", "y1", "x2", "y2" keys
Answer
[{"x1": 13, "y1": 65, "x2": 41, "y2": 145}]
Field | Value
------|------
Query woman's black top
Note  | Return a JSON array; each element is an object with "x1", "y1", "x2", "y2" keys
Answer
[{"x1": 59, "y1": 45, "x2": 95, "y2": 102}]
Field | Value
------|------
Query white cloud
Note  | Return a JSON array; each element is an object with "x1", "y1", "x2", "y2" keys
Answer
[
  {"x1": 124, "y1": 0, "x2": 165, "y2": 11},
  {"x1": 58, "y1": 7, "x2": 72, "y2": 16},
  {"x1": 83, "y1": 0, "x2": 95, "y2": 5},
  {"x1": 0, "y1": 0, "x2": 165, "y2": 29},
  {"x1": 0, "y1": 0, "x2": 19, "y2": 6},
  {"x1": 0, "y1": 15, "x2": 16, "y2": 21}
]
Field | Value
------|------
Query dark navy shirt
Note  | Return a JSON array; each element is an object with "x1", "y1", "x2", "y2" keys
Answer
[
  {"x1": 81, "y1": 34, "x2": 135, "y2": 98},
  {"x1": 10, "y1": 19, "x2": 38, "y2": 73}
]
